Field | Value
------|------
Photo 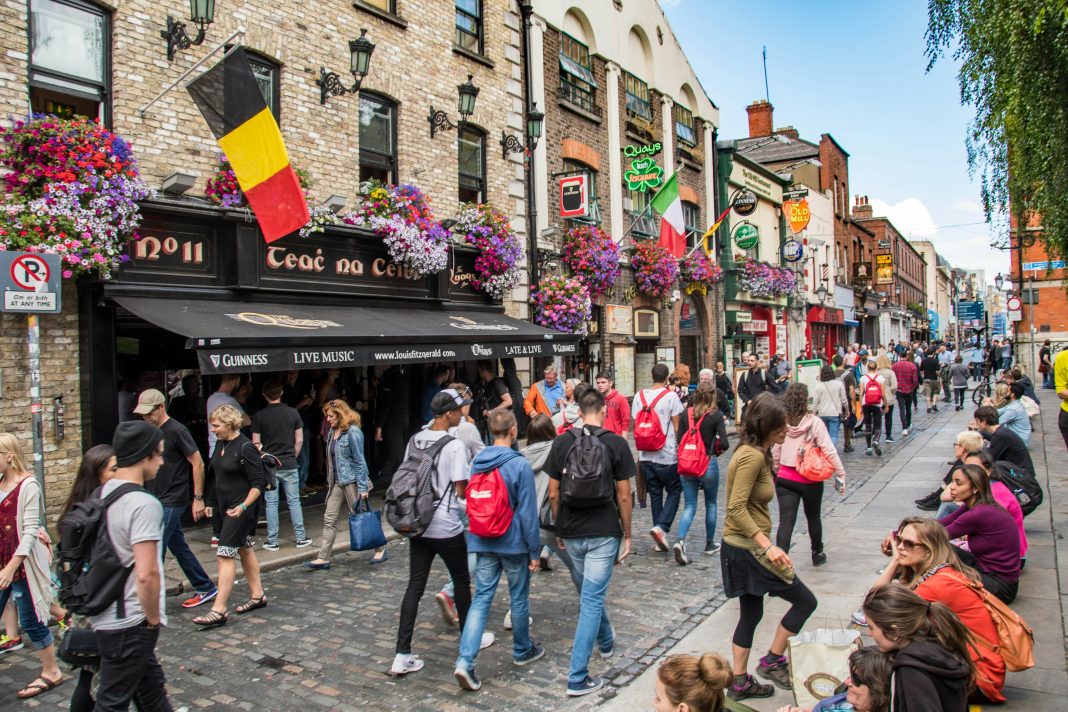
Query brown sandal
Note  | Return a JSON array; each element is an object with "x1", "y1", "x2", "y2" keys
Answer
[
  {"x1": 17, "y1": 673, "x2": 65, "y2": 699},
  {"x1": 235, "y1": 595, "x2": 267, "y2": 614},
  {"x1": 192, "y1": 609, "x2": 229, "y2": 628}
]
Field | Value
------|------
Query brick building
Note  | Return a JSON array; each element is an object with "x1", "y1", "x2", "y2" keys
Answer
[{"x1": 1008, "y1": 212, "x2": 1067, "y2": 375}]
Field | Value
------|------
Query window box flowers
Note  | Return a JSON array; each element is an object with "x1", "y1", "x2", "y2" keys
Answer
[
  {"x1": 453, "y1": 203, "x2": 523, "y2": 300},
  {"x1": 734, "y1": 254, "x2": 799, "y2": 299},
  {"x1": 341, "y1": 180, "x2": 449, "y2": 277},
  {"x1": 0, "y1": 115, "x2": 153, "y2": 279},
  {"x1": 561, "y1": 225, "x2": 620, "y2": 299},
  {"x1": 631, "y1": 239, "x2": 679, "y2": 298},
  {"x1": 532, "y1": 275, "x2": 592, "y2": 335},
  {"x1": 678, "y1": 252, "x2": 723, "y2": 295}
]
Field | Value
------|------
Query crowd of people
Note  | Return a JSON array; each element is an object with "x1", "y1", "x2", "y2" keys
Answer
[{"x1": 0, "y1": 333, "x2": 1058, "y2": 710}]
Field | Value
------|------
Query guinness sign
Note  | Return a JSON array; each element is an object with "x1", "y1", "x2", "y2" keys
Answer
[{"x1": 732, "y1": 189, "x2": 758, "y2": 217}]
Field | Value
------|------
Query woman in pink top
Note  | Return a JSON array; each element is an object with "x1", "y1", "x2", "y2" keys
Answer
[
  {"x1": 963, "y1": 451, "x2": 1028, "y2": 559},
  {"x1": 771, "y1": 384, "x2": 847, "y2": 566}
]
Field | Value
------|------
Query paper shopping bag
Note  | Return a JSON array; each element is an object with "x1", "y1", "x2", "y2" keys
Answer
[{"x1": 787, "y1": 628, "x2": 861, "y2": 708}]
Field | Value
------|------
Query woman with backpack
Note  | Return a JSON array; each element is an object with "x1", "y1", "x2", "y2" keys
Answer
[
  {"x1": 771, "y1": 384, "x2": 846, "y2": 566},
  {"x1": 858, "y1": 362, "x2": 889, "y2": 456},
  {"x1": 874, "y1": 354, "x2": 898, "y2": 442},
  {"x1": 0, "y1": 433, "x2": 64, "y2": 699},
  {"x1": 192, "y1": 405, "x2": 268, "y2": 627},
  {"x1": 672, "y1": 383, "x2": 729, "y2": 566},
  {"x1": 862, "y1": 584, "x2": 974, "y2": 711},
  {"x1": 810, "y1": 365, "x2": 849, "y2": 445}
]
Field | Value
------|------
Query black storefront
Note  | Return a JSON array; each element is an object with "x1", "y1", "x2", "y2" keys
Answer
[{"x1": 80, "y1": 198, "x2": 577, "y2": 478}]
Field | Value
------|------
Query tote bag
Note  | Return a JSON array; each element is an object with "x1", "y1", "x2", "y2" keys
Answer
[
  {"x1": 787, "y1": 628, "x2": 862, "y2": 708},
  {"x1": 349, "y1": 498, "x2": 388, "y2": 551}
]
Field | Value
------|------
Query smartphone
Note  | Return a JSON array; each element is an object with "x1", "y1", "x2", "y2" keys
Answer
[{"x1": 833, "y1": 476, "x2": 845, "y2": 494}]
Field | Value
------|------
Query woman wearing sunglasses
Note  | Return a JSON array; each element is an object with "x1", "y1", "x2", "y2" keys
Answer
[{"x1": 867, "y1": 516, "x2": 1005, "y2": 703}]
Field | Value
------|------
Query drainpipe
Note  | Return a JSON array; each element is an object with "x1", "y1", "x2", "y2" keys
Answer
[{"x1": 518, "y1": 1, "x2": 539, "y2": 308}]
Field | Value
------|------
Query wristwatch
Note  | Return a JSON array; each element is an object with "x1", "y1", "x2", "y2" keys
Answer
[{"x1": 193, "y1": 495, "x2": 204, "y2": 501}]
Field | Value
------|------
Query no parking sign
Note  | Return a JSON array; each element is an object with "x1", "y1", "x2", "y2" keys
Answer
[{"x1": 0, "y1": 251, "x2": 62, "y2": 313}]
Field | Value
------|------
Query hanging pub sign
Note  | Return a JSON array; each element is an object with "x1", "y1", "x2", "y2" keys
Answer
[
  {"x1": 624, "y1": 156, "x2": 663, "y2": 192},
  {"x1": 623, "y1": 142, "x2": 662, "y2": 157},
  {"x1": 559, "y1": 174, "x2": 589, "y2": 218},
  {"x1": 732, "y1": 189, "x2": 758, "y2": 216},
  {"x1": 733, "y1": 221, "x2": 760, "y2": 250},
  {"x1": 853, "y1": 262, "x2": 872, "y2": 283},
  {"x1": 784, "y1": 199, "x2": 811, "y2": 233},
  {"x1": 780, "y1": 239, "x2": 803, "y2": 263},
  {"x1": 875, "y1": 253, "x2": 893, "y2": 285}
]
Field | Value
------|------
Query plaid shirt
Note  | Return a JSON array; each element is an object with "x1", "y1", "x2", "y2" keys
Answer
[{"x1": 892, "y1": 359, "x2": 919, "y2": 394}]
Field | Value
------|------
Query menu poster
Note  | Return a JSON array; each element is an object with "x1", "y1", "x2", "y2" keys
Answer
[
  {"x1": 656, "y1": 347, "x2": 676, "y2": 372},
  {"x1": 756, "y1": 336, "x2": 771, "y2": 359},
  {"x1": 612, "y1": 344, "x2": 636, "y2": 397},
  {"x1": 635, "y1": 352, "x2": 656, "y2": 391}
]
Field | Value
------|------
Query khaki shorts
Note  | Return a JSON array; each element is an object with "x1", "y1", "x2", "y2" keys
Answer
[{"x1": 923, "y1": 379, "x2": 940, "y2": 399}]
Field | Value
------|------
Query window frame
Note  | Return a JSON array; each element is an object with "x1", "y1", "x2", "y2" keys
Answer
[
  {"x1": 563, "y1": 159, "x2": 600, "y2": 227},
  {"x1": 682, "y1": 200, "x2": 701, "y2": 251},
  {"x1": 245, "y1": 52, "x2": 281, "y2": 123},
  {"x1": 627, "y1": 185, "x2": 656, "y2": 238},
  {"x1": 361, "y1": 0, "x2": 395, "y2": 11},
  {"x1": 457, "y1": 124, "x2": 487, "y2": 206},
  {"x1": 623, "y1": 71, "x2": 651, "y2": 120},
  {"x1": 28, "y1": 0, "x2": 112, "y2": 125},
  {"x1": 358, "y1": 91, "x2": 399, "y2": 186},
  {"x1": 559, "y1": 33, "x2": 597, "y2": 114},
  {"x1": 673, "y1": 104, "x2": 697, "y2": 147},
  {"x1": 455, "y1": 0, "x2": 483, "y2": 55}
]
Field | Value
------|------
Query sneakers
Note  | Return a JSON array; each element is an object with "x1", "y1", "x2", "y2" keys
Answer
[
  {"x1": 181, "y1": 587, "x2": 219, "y2": 609},
  {"x1": 598, "y1": 643, "x2": 615, "y2": 660},
  {"x1": 872, "y1": 441, "x2": 882, "y2": 456},
  {"x1": 704, "y1": 541, "x2": 721, "y2": 555},
  {"x1": 0, "y1": 635, "x2": 24, "y2": 655},
  {"x1": 728, "y1": 674, "x2": 774, "y2": 701},
  {"x1": 538, "y1": 553, "x2": 553, "y2": 571},
  {"x1": 390, "y1": 653, "x2": 425, "y2": 677},
  {"x1": 454, "y1": 665, "x2": 482, "y2": 691},
  {"x1": 567, "y1": 675, "x2": 605, "y2": 697},
  {"x1": 262, "y1": 542, "x2": 280, "y2": 552},
  {"x1": 843, "y1": 445, "x2": 855, "y2": 453},
  {"x1": 812, "y1": 550, "x2": 827, "y2": 566},
  {"x1": 672, "y1": 540, "x2": 690, "y2": 566},
  {"x1": 901, "y1": 428, "x2": 909, "y2": 436},
  {"x1": 480, "y1": 632, "x2": 495, "y2": 650},
  {"x1": 932, "y1": 405, "x2": 939, "y2": 412},
  {"x1": 884, "y1": 436, "x2": 895, "y2": 443},
  {"x1": 866, "y1": 448, "x2": 873, "y2": 456},
  {"x1": 503, "y1": 610, "x2": 532, "y2": 630},
  {"x1": 210, "y1": 536, "x2": 219, "y2": 548},
  {"x1": 851, "y1": 609, "x2": 869, "y2": 627},
  {"x1": 513, "y1": 643, "x2": 545, "y2": 666},
  {"x1": 435, "y1": 592, "x2": 459, "y2": 627},
  {"x1": 757, "y1": 654, "x2": 792, "y2": 690},
  {"x1": 650, "y1": 526, "x2": 669, "y2": 552},
  {"x1": 295, "y1": 539, "x2": 313, "y2": 549}
]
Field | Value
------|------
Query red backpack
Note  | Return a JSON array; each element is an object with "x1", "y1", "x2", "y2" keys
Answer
[
  {"x1": 634, "y1": 389, "x2": 670, "y2": 451},
  {"x1": 466, "y1": 468, "x2": 513, "y2": 538},
  {"x1": 677, "y1": 408, "x2": 711, "y2": 477},
  {"x1": 862, "y1": 375, "x2": 883, "y2": 406}
]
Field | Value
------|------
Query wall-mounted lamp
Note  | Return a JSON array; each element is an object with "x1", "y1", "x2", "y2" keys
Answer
[
  {"x1": 536, "y1": 247, "x2": 561, "y2": 273},
  {"x1": 161, "y1": 172, "x2": 197, "y2": 196},
  {"x1": 994, "y1": 273, "x2": 1004, "y2": 291},
  {"x1": 429, "y1": 75, "x2": 480, "y2": 138},
  {"x1": 324, "y1": 195, "x2": 347, "y2": 213},
  {"x1": 161, "y1": 0, "x2": 216, "y2": 62},
  {"x1": 500, "y1": 104, "x2": 545, "y2": 159},
  {"x1": 317, "y1": 29, "x2": 375, "y2": 105},
  {"x1": 815, "y1": 284, "x2": 828, "y2": 303}
]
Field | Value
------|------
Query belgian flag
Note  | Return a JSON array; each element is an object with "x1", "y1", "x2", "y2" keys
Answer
[{"x1": 187, "y1": 48, "x2": 309, "y2": 243}]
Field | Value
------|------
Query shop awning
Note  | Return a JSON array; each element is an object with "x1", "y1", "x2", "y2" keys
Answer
[{"x1": 113, "y1": 297, "x2": 580, "y2": 374}]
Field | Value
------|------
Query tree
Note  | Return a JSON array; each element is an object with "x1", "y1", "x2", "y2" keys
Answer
[{"x1": 927, "y1": 1, "x2": 1068, "y2": 258}]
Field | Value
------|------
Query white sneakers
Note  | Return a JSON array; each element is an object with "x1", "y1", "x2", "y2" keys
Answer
[
  {"x1": 390, "y1": 654, "x2": 425, "y2": 676},
  {"x1": 480, "y1": 632, "x2": 496, "y2": 650},
  {"x1": 503, "y1": 610, "x2": 533, "y2": 630}
]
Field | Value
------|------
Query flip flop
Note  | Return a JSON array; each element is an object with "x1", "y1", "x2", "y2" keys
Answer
[{"x1": 17, "y1": 674, "x2": 65, "y2": 699}]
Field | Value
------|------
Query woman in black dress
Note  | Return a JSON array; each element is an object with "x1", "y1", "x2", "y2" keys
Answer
[{"x1": 193, "y1": 404, "x2": 267, "y2": 627}]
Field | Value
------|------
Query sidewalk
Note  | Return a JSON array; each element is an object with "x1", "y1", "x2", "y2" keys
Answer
[{"x1": 602, "y1": 403, "x2": 1068, "y2": 711}]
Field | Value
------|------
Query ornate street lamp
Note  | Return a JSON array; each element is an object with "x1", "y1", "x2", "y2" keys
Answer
[
  {"x1": 430, "y1": 75, "x2": 480, "y2": 138},
  {"x1": 161, "y1": 0, "x2": 216, "y2": 62},
  {"x1": 501, "y1": 103, "x2": 545, "y2": 159},
  {"x1": 317, "y1": 29, "x2": 376, "y2": 105},
  {"x1": 994, "y1": 273, "x2": 1004, "y2": 291}
]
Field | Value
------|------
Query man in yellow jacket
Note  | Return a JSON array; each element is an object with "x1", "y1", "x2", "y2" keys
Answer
[{"x1": 524, "y1": 365, "x2": 566, "y2": 420}]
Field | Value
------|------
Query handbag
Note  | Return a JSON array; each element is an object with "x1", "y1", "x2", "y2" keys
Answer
[
  {"x1": 787, "y1": 628, "x2": 862, "y2": 708},
  {"x1": 348, "y1": 498, "x2": 387, "y2": 551},
  {"x1": 58, "y1": 627, "x2": 100, "y2": 668},
  {"x1": 797, "y1": 427, "x2": 835, "y2": 482}
]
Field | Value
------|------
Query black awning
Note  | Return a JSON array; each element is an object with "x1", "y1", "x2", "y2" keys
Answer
[{"x1": 113, "y1": 297, "x2": 580, "y2": 374}]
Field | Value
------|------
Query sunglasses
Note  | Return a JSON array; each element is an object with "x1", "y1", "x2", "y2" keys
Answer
[{"x1": 894, "y1": 535, "x2": 927, "y2": 552}]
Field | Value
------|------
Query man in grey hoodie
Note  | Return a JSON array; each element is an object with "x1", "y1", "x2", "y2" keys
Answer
[{"x1": 454, "y1": 409, "x2": 544, "y2": 692}]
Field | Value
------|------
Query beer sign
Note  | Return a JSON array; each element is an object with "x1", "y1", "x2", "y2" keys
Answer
[
  {"x1": 559, "y1": 175, "x2": 589, "y2": 218},
  {"x1": 785, "y1": 199, "x2": 811, "y2": 233}
]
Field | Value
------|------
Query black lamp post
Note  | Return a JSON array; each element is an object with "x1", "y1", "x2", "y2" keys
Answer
[
  {"x1": 501, "y1": 103, "x2": 544, "y2": 159},
  {"x1": 161, "y1": 0, "x2": 215, "y2": 61},
  {"x1": 317, "y1": 29, "x2": 375, "y2": 105},
  {"x1": 430, "y1": 75, "x2": 480, "y2": 138},
  {"x1": 994, "y1": 273, "x2": 1004, "y2": 291}
]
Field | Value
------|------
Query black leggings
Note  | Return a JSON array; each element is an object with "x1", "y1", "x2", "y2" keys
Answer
[
  {"x1": 775, "y1": 478, "x2": 824, "y2": 554},
  {"x1": 883, "y1": 405, "x2": 895, "y2": 438},
  {"x1": 863, "y1": 404, "x2": 883, "y2": 446},
  {"x1": 396, "y1": 532, "x2": 471, "y2": 654},
  {"x1": 954, "y1": 387, "x2": 967, "y2": 408},
  {"x1": 733, "y1": 580, "x2": 818, "y2": 649}
]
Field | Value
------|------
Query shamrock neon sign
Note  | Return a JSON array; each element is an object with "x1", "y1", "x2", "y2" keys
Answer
[{"x1": 625, "y1": 157, "x2": 664, "y2": 192}]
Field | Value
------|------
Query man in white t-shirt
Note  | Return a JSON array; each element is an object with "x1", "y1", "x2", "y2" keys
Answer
[
  {"x1": 90, "y1": 420, "x2": 172, "y2": 709},
  {"x1": 630, "y1": 363, "x2": 684, "y2": 552}
]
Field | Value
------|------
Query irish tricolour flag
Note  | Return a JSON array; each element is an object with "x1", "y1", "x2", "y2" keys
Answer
[{"x1": 650, "y1": 172, "x2": 686, "y2": 257}]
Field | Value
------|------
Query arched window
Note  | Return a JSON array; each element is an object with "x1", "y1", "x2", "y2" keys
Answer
[
  {"x1": 359, "y1": 92, "x2": 397, "y2": 184},
  {"x1": 29, "y1": 0, "x2": 111, "y2": 123},
  {"x1": 458, "y1": 125, "x2": 485, "y2": 204}
]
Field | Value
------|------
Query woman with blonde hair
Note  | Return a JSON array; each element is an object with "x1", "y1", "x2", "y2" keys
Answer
[
  {"x1": 193, "y1": 405, "x2": 267, "y2": 627},
  {"x1": 874, "y1": 354, "x2": 898, "y2": 442},
  {"x1": 305, "y1": 399, "x2": 385, "y2": 570},
  {"x1": 0, "y1": 433, "x2": 63, "y2": 698},
  {"x1": 653, "y1": 652, "x2": 733, "y2": 712}
]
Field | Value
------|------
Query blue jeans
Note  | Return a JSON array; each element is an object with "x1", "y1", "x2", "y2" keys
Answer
[
  {"x1": 0, "y1": 579, "x2": 53, "y2": 649},
  {"x1": 936, "y1": 501, "x2": 961, "y2": 520},
  {"x1": 161, "y1": 505, "x2": 213, "y2": 594},
  {"x1": 565, "y1": 536, "x2": 619, "y2": 684},
  {"x1": 265, "y1": 468, "x2": 306, "y2": 545},
  {"x1": 642, "y1": 461, "x2": 681, "y2": 531},
  {"x1": 456, "y1": 553, "x2": 534, "y2": 670},
  {"x1": 820, "y1": 416, "x2": 841, "y2": 444},
  {"x1": 677, "y1": 457, "x2": 720, "y2": 543}
]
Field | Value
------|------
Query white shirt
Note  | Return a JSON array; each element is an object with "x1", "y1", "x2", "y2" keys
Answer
[
  {"x1": 405, "y1": 429, "x2": 469, "y2": 539},
  {"x1": 631, "y1": 387, "x2": 685, "y2": 464}
]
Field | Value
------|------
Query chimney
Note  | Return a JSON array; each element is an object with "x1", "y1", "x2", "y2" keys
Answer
[
  {"x1": 746, "y1": 100, "x2": 773, "y2": 138},
  {"x1": 775, "y1": 126, "x2": 799, "y2": 140},
  {"x1": 852, "y1": 194, "x2": 873, "y2": 220}
]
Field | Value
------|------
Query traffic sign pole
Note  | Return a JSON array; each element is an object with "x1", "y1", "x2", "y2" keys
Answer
[{"x1": 27, "y1": 314, "x2": 46, "y2": 507}]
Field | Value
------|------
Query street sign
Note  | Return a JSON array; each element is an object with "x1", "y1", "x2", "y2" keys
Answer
[
  {"x1": 1008, "y1": 309, "x2": 1022, "y2": 322},
  {"x1": 0, "y1": 251, "x2": 62, "y2": 313},
  {"x1": 1006, "y1": 295, "x2": 1022, "y2": 311},
  {"x1": 957, "y1": 300, "x2": 984, "y2": 321},
  {"x1": 781, "y1": 239, "x2": 803, "y2": 263}
]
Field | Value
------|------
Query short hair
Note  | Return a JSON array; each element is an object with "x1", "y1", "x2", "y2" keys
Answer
[
  {"x1": 699, "y1": 368, "x2": 714, "y2": 380},
  {"x1": 1008, "y1": 382, "x2": 1025, "y2": 400},
  {"x1": 651, "y1": 363, "x2": 670, "y2": 382},
  {"x1": 867, "y1": 360, "x2": 878, "y2": 370},
  {"x1": 477, "y1": 360, "x2": 494, "y2": 374},
  {"x1": 1010, "y1": 367, "x2": 1023, "y2": 380},
  {"x1": 487, "y1": 408, "x2": 516, "y2": 438},
  {"x1": 544, "y1": 365, "x2": 558, "y2": 375},
  {"x1": 595, "y1": 371, "x2": 613, "y2": 382},
  {"x1": 832, "y1": 354, "x2": 843, "y2": 367},
  {"x1": 578, "y1": 387, "x2": 606, "y2": 416},
  {"x1": 572, "y1": 382, "x2": 591, "y2": 403},
  {"x1": 262, "y1": 380, "x2": 283, "y2": 401},
  {"x1": 955, "y1": 430, "x2": 984, "y2": 454},
  {"x1": 525, "y1": 414, "x2": 556, "y2": 444},
  {"x1": 208, "y1": 404, "x2": 244, "y2": 431},
  {"x1": 819, "y1": 364, "x2": 836, "y2": 382}
]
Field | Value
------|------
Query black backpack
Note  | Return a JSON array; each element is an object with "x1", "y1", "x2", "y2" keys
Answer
[
  {"x1": 239, "y1": 441, "x2": 278, "y2": 491},
  {"x1": 384, "y1": 435, "x2": 455, "y2": 538},
  {"x1": 57, "y1": 482, "x2": 144, "y2": 617},
  {"x1": 560, "y1": 426, "x2": 615, "y2": 508},
  {"x1": 994, "y1": 460, "x2": 1043, "y2": 516}
]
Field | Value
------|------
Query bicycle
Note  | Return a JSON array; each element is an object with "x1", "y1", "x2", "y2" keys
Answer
[{"x1": 971, "y1": 370, "x2": 994, "y2": 405}]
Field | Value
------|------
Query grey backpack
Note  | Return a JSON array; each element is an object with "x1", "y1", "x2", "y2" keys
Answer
[{"x1": 384, "y1": 435, "x2": 455, "y2": 538}]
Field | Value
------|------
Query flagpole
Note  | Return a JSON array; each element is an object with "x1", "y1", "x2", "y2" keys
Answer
[
  {"x1": 617, "y1": 161, "x2": 684, "y2": 245},
  {"x1": 139, "y1": 27, "x2": 247, "y2": 118}
]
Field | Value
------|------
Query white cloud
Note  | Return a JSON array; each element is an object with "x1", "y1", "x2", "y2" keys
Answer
[{"x1": 868, "y1": 197, "x2": 938, "y2": 238}]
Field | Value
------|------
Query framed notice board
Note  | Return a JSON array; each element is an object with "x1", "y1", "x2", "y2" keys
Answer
[{"x1": 795, "y1": 359, "x2": 823, "y2": 408}]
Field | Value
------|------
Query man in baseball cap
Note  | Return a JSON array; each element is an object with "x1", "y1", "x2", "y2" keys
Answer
[
  {"x1": 430, "y1": 388, "x2": 473, "y2": 416},
  {"x1": 131, "y1": 388, "x2": 166, "y2": 416}
]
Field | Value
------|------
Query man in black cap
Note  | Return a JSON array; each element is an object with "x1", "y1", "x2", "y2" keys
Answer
[{"x1": 90, "y1": 420, "x2": 173, "y2": 710}]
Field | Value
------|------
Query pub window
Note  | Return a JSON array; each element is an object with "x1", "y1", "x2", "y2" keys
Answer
[
  {"x1": 682, "y1": 201, "x2": 701, "y2": 251},
  {"x1": 627, "y1": 186, "x2": 656, "y2": 237},
  {"x1": 29, "y1": 0, "x2": 110, "y2": 123},
  {"x1": 361, "y1": 0, "x2": 396, "y2": 11},
  {"x1": 458, "y1": 125, "x2": 485, "y2": 205},
  {"x1": 455, "y1": 0, "x2": 482, "y2": 54},
  {"x1": 674, "y1": 104, "x2": 697, "y2": 146},
  {"x1": 559, "y1": 34, "x2": 598, "y2": 115},
  {"x1": 624, "y1": 72, "x2": 651, "y2": 120},
  {"x1": 359, "y1": 92, "x2": 397, "y2": 185},
  {"x1": 246, "y1": 53, "x2": 281, "y2": 122},
  {"x1": 564, "y1": 159, "x2": 600, "y2": 226}
]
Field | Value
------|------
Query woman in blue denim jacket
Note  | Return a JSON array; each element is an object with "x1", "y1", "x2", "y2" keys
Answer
[{"x1": 305, "y1": 400, "x2": 386, "y2": 569}]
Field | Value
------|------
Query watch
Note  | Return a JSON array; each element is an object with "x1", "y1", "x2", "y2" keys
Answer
[{"x1": 193, "y1": 495, "x2": 204, "y2": 501}]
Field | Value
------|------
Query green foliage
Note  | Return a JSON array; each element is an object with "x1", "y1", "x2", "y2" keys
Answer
[{"x1": 926, "y1": 0, "x2": 1068, "y2": 261}]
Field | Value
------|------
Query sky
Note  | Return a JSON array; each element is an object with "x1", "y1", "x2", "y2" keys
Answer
[{"x1": 659, "y1": 0, "x2": 1009, "y2": 283}]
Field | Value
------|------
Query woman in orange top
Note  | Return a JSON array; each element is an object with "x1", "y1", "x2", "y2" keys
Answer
[{"x1": 870, "y1": 516, "x2": 1005, "y2": 703}]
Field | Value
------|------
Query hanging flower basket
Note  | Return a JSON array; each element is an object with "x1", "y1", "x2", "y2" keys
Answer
[
  {"x1": 631, "y1": 240, "x2": 679, "y2": 298},
  {"x1": 561, "y1": 225, "x2": 620, "y2": 299},
  {"x1": 734, "y1": 254, "x2": 798, "y2": 298},
  {"x1": 341, "y1": 180, "x2": 449, "y2": 277},
  {"x1": 453, "y1": 203, "x2": 523, "y2": 300},
  {"x1": 0, "y1": 115, "x2": 154, "y2": 279},
  {"x1": 532, "y1": 275, "x2": 592, "y2": 335},
  {"x1": 678, "y1": 252, "x2": 723, "y2": 295}
]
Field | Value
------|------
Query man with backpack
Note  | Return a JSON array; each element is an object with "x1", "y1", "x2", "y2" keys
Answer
[
  {"x1": 737, "y1": 354, "x2": 776, "y2": 417},
  {"x1": 87, "y1": 420, "x2": 172, "y2": 709},
  {"x1": 832, "y1": 355, "x2": 857, "y2": 453},
  {"x1": 859, "y1": 361, "x2": 890, "y2": 456},
  {"x1": 453, "y1": 409, "x2": 543, "y2": 691},
  {"x1": 631, "y1": 363, "x2": 685, "y2": 552}
]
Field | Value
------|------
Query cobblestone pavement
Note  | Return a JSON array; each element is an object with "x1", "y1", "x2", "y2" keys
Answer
[{"x1": 0, "y1": 402, "x2": 957, "y2": 711}]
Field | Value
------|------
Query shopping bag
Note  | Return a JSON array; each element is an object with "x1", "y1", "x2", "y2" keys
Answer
[
  {"x1": 787, "y1": 628, "x2": 861, "y2": 708},
  {"x1": 348, "y1": 498, "x2": 387, "y2": 552}
]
